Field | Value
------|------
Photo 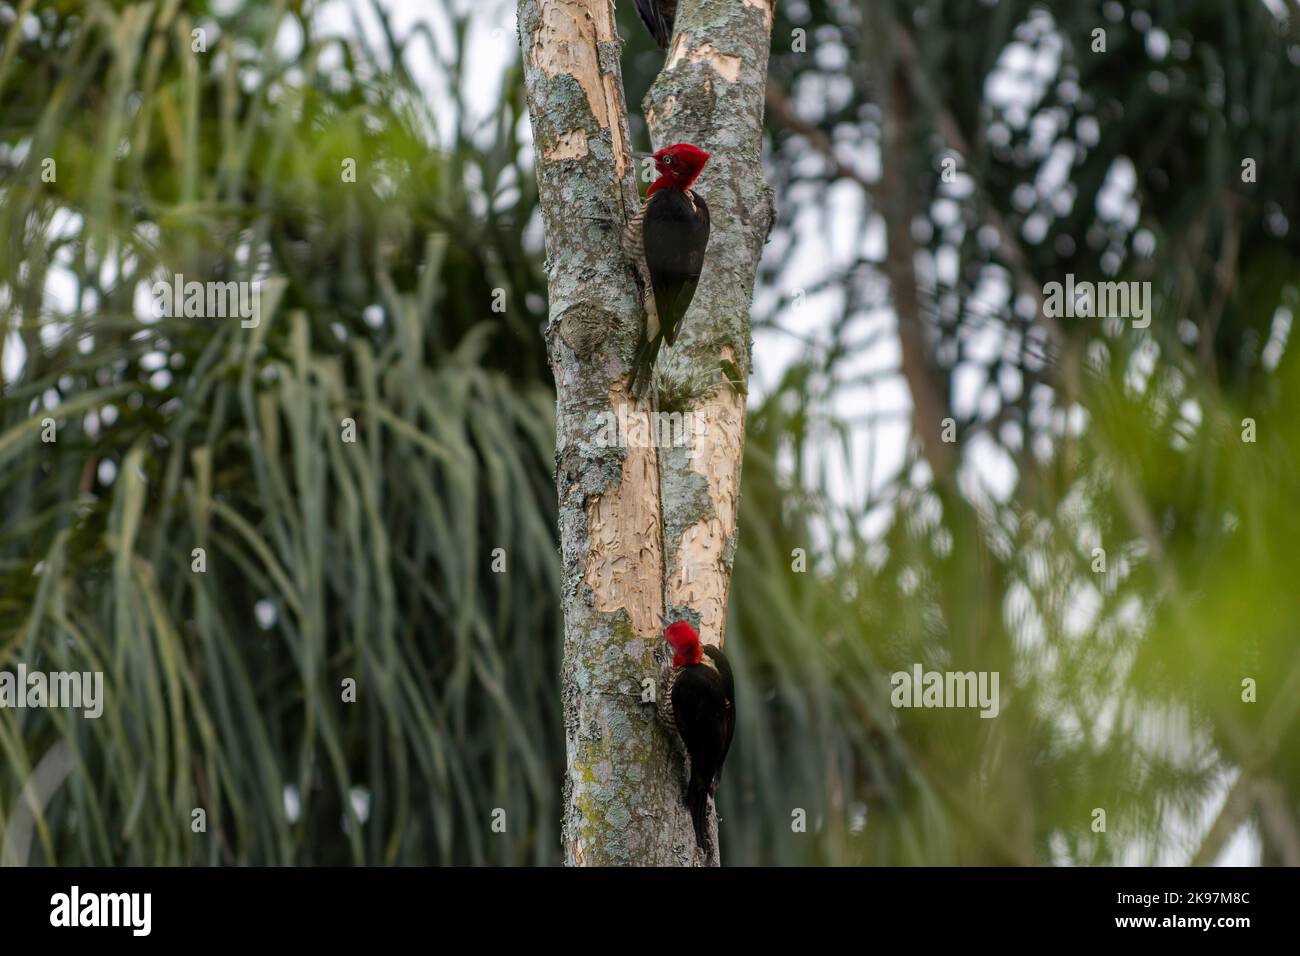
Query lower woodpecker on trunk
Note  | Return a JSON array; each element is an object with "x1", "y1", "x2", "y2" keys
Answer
[{"x1": 658, "y1": 619, "x2": 736, "y2": 850}]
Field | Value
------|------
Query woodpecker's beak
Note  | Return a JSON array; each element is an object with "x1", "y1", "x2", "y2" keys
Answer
[
  {"x1": 632, "y1": 151, "x2": 655, "y2": 160},
  {"x1": 660, "y1": 614, "x2": 672, "y2": 629}
]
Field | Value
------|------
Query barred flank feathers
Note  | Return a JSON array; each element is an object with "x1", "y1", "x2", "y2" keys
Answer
[{"x1": 656, "y1": 665, "x2": 677, "y2": 736}]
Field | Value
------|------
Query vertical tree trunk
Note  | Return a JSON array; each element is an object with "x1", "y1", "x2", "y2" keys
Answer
[
  {"x1": 644, "y1": 0, "x2": 774, "y2": 864},
  {"x1": 518, "y1": 0, "x2": 773, "y2": 866},
  {"x1": 645, "y1": 0, "x2": 775, "y2": 644}
]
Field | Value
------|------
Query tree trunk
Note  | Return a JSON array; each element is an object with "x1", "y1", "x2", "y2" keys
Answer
[
  {"x1": 645, "y1": 0, "x2": 775, "y2": 647},
  {"x1": 517, "y1": 0, "x2": 774, "y2": 865}
]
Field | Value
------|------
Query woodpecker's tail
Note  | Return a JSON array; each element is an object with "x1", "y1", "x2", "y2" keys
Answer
[
  {"x1": 629, "y1": 335, "x2": 662, "y2": 401},
  {"x1": 686, "y1": 772, "x2": 711, "y2": 851}
]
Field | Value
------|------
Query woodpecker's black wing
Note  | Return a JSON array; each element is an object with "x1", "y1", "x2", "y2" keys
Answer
[
  {"x1": 672, "y1": 646, "x2": 734, "y2": 849},
  {"x1": 671, "y1": 647, "x2": 735, "y2": 789},
  {"x1": 703, "y1": 644, "x2": 735, "y2": 773},
  {"x1": 642, "y1": 188, "x2": 710, "y2": 347},
  {"x1": 633, "y1": 0, "x2": 675, "y2": 49}
]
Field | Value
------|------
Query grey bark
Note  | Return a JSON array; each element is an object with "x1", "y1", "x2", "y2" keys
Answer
[
  {"x1": 517, "y1": 0, "x2": 773, "y2": 866},
  {"x1": 645, "y1": 0, "x2": 774, "y2": 863}
]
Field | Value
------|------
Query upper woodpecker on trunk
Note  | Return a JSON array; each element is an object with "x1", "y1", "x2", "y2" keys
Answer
[
  {"x1": 658, "y1": 619, "x2": 735, "y2": 852},
  {"x1": 632, "y1": 0, "x2": 676, "y2": 49},
  {"x1": 623, "y1": 143, "x2": 711, "y2": 399}
]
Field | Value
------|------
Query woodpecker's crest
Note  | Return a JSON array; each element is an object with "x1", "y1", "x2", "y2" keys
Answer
[
  {"x1": 664, "y1": 619, "x2": 703, "y2": 667},
  {"x1": 649, "y1": 143, "x2": 710, "y2": 194}
]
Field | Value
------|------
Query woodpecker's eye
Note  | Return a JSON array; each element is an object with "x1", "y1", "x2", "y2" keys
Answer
[{"x1": 663, "y1": 155, "x2": 673, "y2": 165}]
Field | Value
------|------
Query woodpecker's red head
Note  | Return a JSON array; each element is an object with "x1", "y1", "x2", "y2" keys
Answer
[
  {"x1": 649, "y1": 143, "x2": 710, "y2": 194},
  {"x1": 664, "y1": 618, "x2": 703, "y2": 667}
]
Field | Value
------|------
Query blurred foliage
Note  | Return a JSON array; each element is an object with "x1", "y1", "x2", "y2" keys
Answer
[
  {"x1": 0, "y1": 0, "x2": 1297, "y2": 866},
  {"x1": 1, "y1": 0, "x2": 555, "y2": 865},
  {"x1": 754, "y1": 0, "x2": 1300, "y2": 864}
]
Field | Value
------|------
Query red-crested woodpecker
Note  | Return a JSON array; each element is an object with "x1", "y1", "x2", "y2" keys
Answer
[
  {"x1": 623, "y1": 143, "x2": 711, "y2": 399},
  {"x1": 658, "y1": 618, "x2": 735, "y2": 851},
  {"x1": 632, "y1": 0, "x2": 676, "y2": 49}
]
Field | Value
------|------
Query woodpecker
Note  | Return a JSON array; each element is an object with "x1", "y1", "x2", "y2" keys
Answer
[
  {"x1": 623, "y1": 143, "x2": 711, "y2": 399},
  {"x1": 657, "y1": 618, "x2": 735, "y2": 852},
  {"x1": 632, "y1": 0, "x2": 676, "y2": 49}
]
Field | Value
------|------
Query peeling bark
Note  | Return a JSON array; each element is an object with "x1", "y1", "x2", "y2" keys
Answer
[
  {"x1": 519, "y1": 0, "x2": 772, "y2": 865},
  {"x1": 663, "y1": 347, "x2": 745, "y2": 634},
  {"x1": 584, "y1": 385, "x2": 666, "y2": 640}
]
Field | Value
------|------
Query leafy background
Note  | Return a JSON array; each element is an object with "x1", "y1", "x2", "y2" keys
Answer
[{"x1": 1, "y1": 0, "x2": 1297, "y2": 865}]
